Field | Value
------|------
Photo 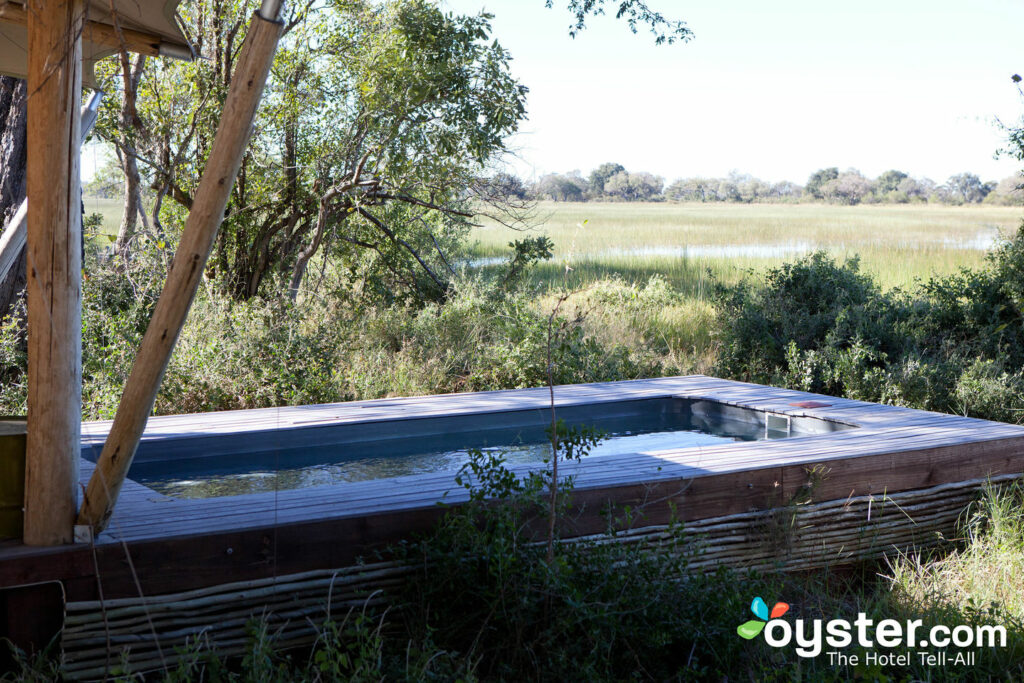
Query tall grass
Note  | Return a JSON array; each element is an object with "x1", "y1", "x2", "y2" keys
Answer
[
  {"x1": 888, "y1": 481, "x2": 1024, "y2": 619},
  {"x1": 85, "y1": 197, "x2": 1014, "y2": 293},
  {"x1": 472, "y1": 201, "x2": 1022, "y2": 251},
  {"x1": 470, "y1": 201, "x2": 1016, "y2": 292}
]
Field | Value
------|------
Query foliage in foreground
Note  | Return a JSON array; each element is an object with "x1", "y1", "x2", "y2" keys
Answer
[
  {"x1": 386, "y1": 458, "x2": 1024, "y2": 682},
  {"x1": 7, "y1": 457, "x2": 1024, "y2": 681}
]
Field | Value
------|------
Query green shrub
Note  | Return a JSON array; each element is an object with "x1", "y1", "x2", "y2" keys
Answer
[
  {"x1": 714, "y1": 226, "x2": 1024, "y2": 424},
  {"x1": 953, "y1": 358, "x2": 1024, "y2": 423},
  {"x1": 714, "y1": 252, "x2": 890, "y2": 383},
  {"x1": 0, "y1": 296, "x2": 26, "y2": 414}
]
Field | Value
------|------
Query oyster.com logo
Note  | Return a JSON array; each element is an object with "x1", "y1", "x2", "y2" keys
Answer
[
  {"x1": 735, "y1": 595, "x2": 1006, "y2": 665},
  {"x1": 737, "y1": 596, "x2": 789, "y2": 640}
]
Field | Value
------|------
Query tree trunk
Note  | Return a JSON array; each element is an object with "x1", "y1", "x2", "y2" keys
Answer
[
  {"x1": 0, "y1": 77, "x2": 28, "y2": 320},
  {"x1": 114, "y1": 54, "x2": 146, "y2": 258},
  {"x1": 115, "y1": 148, "x2": 144, "y2": 255},
  {"x1": 288, "y1": 202, "x2": 332, "y2": 300}
]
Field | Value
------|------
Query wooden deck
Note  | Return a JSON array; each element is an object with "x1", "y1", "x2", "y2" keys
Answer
[{"x1": 5, "y1": 375, "x2": 1024, "y2": 601}]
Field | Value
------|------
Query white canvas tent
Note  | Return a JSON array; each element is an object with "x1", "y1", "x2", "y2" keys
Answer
[
  {"x1": 0, "y1": 0, "x2": 193, "y2": 83},
  {"x1": 0, "y1": 0, "x2": 284, "y2": 546}
]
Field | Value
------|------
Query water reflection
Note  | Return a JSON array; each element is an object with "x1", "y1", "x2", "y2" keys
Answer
[{"x1": 134, "y1": 416, "x2": 778, "y2": 499}]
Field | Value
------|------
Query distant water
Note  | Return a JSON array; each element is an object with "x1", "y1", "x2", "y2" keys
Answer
[
  {"x1": 598, "y1": 243, "x2": 816, "y2": 259},
  {"x1": 462, "y1": 231, "x2": 1000, "y2": 267},
  {"x1": 943, "y1": 231, "x2": 1000, "y2": 250}
]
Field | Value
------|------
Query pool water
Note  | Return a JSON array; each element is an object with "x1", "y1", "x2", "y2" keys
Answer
[{"x1": 128, "y1": 407, "x2": 792, "y2": 499}]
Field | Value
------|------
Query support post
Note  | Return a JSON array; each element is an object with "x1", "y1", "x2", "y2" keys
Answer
[
  {"x1": 77, "y1": 9, "x2": 284, "y2": 534},
  {"x1": 23, "y1": 0, "x2": 85, "y2": 545}
]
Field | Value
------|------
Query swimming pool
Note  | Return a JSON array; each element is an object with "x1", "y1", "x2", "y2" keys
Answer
[{"x1": 116, "y1": 397, "x2": 854, "y2": 498}]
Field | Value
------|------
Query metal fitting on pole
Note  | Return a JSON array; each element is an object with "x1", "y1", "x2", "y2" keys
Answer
[{"x1": 258, "y1": 0, "x2": 284, "y2": 22}]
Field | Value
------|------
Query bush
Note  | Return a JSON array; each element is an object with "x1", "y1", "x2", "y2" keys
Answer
[
  {"x1": 713, "y1": 252, "x2": 896, "y2": 386},
  {"x1": 0, "y1": 250, "x2": 675, "y2": 418},
  {"x1": 714, "y1": 225, "x2": 1024, "y2": 424}
]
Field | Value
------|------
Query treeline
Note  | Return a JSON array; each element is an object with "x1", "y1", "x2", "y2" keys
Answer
[{"x1": 501, "y1": 163, "x2": 1024, "y2": 205}]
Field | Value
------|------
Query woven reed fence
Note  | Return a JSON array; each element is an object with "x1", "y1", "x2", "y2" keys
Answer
[{"x1": 62, "y1": 473, "x2": 1019, "y2": 679}]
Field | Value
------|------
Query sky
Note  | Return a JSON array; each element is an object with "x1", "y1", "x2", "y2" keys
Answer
[{"x1": 442, "y1": 0, "x2": 1024, "y2": 185}]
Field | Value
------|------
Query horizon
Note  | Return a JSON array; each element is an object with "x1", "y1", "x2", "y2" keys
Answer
[{"x1": 442, "y1": 0, "x2": 1024, "y2": 186}]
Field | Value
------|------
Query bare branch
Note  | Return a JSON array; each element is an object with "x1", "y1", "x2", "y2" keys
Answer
[{"x1": 356, "y1": 207, "x2": 446, "y2": 291}]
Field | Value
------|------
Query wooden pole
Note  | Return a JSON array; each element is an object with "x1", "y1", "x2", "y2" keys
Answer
[
  {"x1": 23, "y1": 0, "x2": 85, "y2": 546},
  {"x1": 77, "y1": 10, "x2": 284, "y2": 535}
]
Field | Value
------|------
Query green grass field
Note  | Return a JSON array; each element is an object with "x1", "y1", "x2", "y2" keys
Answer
[
  {"x1": 82, "y1": 197, "x2": 123, "y2": 237},
  {"x1": 82, "y1": 196, "x2": 1024, "y2": 295},
  {"x1": 470, "y1": 201, "x2": 1024, "y2": 293}
]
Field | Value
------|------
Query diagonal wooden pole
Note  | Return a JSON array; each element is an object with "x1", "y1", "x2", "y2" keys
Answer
[
  {"x1": 23, "y1": 0, "x2": 86, "y2": 546},
  {"x1": 77, "y1": 4, "x2": 284, "y2": 535}
]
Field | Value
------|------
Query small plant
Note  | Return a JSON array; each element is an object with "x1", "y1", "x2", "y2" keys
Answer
[
  {"x1": 0, "y1": 639, "x2": 63, "y2": 683},
  {"x1": 309, "y1": 606, "x2": 386, "y2": 682}
]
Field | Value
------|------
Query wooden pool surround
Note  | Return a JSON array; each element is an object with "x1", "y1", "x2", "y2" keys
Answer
[{"x1": 1, "y1": 375, "x2": 1023, "y2": 671}]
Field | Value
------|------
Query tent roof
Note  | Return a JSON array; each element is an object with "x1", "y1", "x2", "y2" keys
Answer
[{"x1": 0, "y1": 0, "x2": 192, "y2": 84}]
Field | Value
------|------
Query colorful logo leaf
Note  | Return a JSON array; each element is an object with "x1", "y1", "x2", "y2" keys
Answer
[
  {"x1": 736, "y1": 597, "x2": 789, "y2": 640},
  {"x1": 737, "y1": 619, "x2": 766, "y2": 639}
]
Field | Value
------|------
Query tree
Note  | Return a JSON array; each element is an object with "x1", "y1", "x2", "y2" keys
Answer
[
  {"x1": 730, "y1": 171, "x2": 768, "y2": 202},
  {"x1": 768, "y1": 180, "x2": 803, "y2": 200},
  {"x1": 111, "y1": 53, "x2": 150, "y2": 258},
  {"x1": 805, "y1": 167, "x2": 839, "y2": 199},
  {"x1": 588, "y1": 162, "x2": 625, "y2": 195},
  {"x1": 547, "y1": 0, "x2": 691, "y2": 44},
  {"x1": 714, "y1": 178, "x2": 740, "y2": 202},
  {"x1": 945, "y1": 173, "x2": 990, "y2": 204},
  {"x1": 0, "y1": 76, "x2": 26, "y2": 320},
  {"x1": 991, "y1": 174, "x2": 1024, "y2": 205},
  {"x1": 999, "y1": 74, "x2": 1024, "y2": 168},
  {"x1": 477, "y1": 172, "x2": 530, "y2": 201},
  {"x1": 604, "y1": 170, "x2": 663, "y2": 201},
  {"x1": 897, "y1": 176, "x2": 933, "y2": 201},
  {"x1": 537, "y1": 172, "x2": 588, "y2": 201},
  {"x1": 665, "y1": 177, "x2": 713, "y2": 202},
  {"x1": 95, "y1": 0, "x2": 528, "y2": 302},
  {"x1": 875, "y1": 169, "x2": 908, "y2": 195},
  {"x1": 820, "y1": 169, "x2": 873, "y2": 205}
]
